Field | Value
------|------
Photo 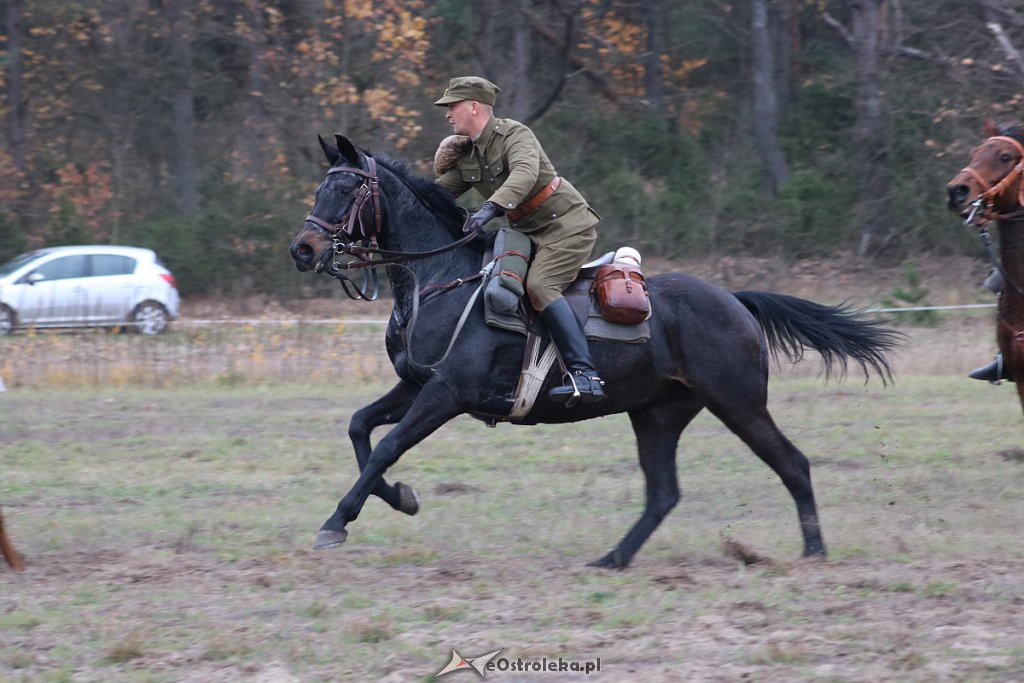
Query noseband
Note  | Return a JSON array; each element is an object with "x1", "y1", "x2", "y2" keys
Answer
[{"x1": 960, "y1": 135, "x2": 1024, "y2": 225}]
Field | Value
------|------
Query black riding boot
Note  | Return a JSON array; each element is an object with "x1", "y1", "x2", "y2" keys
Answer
[
  {"x1": 540, "y1": 297, "x2": 606, "y2": 405},
  {"x1": 969, "y1": 354, "x2": 1014, "y2": 383}
]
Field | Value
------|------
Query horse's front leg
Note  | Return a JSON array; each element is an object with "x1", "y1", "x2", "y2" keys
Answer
[
  {"x1": 315, "y1": 381, "x2": 465, "y2": 549},
  {"x1": 349, "y1": 380, "x2": 422, "y2": 515}
]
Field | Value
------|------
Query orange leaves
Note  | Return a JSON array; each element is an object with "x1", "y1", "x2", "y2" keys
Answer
[{"x1": 45, "y1": 163, "x2": 117, "y2": 239}]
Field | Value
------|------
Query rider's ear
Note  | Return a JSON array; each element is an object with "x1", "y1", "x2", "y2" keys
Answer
[
  {"x1": 318, "y1": 134, "x2": 341, "y2": 166},
  {"x1": 984, "y1": 116, "x2": 1000, "y2": 137},
  {"x1": 335, "y1": 135, "x2": 361, "y2": 166}
]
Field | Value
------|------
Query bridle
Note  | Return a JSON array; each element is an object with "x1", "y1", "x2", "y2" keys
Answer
[
  {"x1": 959, "y1": 135, "x2": 1024, "y2": 306},
  {"x1": 300, "y1": 153, "x2": 497, "y2": 367},
  {"x1": 960, "y1": 135, "x2": 1024, "y2": 226},
  {"x1": 302, "y1": 155, "x2": 478, "y2": 300}
]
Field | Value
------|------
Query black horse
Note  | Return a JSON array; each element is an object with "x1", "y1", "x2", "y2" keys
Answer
[{"x1": 289, "y1": 134, "x2": 902, "y2": 568}]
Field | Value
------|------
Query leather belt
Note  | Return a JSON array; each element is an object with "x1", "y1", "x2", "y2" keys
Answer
[{"x1": 506, "y1": 176, "x2": 561, "y2": 221}]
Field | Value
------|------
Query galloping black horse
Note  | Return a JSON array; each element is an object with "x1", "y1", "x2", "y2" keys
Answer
[{"x1": 289, "y1": 134, "x2": 901, "y2": 568}]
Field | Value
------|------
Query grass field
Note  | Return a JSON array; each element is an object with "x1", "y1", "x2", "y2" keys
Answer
[{"x1": 2, "y1": 362, "x2": 1023, "y2": 680}]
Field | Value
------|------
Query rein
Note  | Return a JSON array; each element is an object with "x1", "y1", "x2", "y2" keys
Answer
[
  {"x1": 303, "y1": 155, "x2": 477, "y2": 299},
  {"x1": 304, "y1": 154, "x2": 493, "y2": 366}
]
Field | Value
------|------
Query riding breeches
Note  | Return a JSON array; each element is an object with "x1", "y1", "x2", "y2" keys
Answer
[{"x1": 525, "y1": 225, "x2": 597, "y2": 311}]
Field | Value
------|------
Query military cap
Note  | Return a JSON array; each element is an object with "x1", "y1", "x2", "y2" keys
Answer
[{"x1": 434, "y1": 76, "x2": 501, "y2": 106}]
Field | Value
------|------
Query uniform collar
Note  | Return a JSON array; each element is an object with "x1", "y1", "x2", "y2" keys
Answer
[{"x1": 473, "y1": 115, "x2": 500, "y2": 149}]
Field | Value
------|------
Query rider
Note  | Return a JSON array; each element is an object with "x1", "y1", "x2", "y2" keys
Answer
[
  {"x1": 432, "y1": 76, "x2": 605, "y2": 404},
  {"x1": 969, "y1": 268, "x2": 1014, "y2": 382}
]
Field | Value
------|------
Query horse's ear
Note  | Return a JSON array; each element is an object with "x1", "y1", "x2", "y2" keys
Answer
[
  {"x1": 984, "y1": 116, "x2": 1000, "y2": 137},
  {"x1": 335, "y1": 134, "x2": 361, "y2": 166},
  {"x1": 318, "y1": 134, "x2": 340, "y2": 166}
]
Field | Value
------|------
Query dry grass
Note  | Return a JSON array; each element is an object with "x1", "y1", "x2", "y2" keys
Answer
[{"x1": 2, "y1": 372, "x2": 1023, "y2": 681}]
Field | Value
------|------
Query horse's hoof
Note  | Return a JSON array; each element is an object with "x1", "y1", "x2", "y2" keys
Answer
[
  {"x1": 313, "y1": 528, "x2": 348, "y2": 550},
  {"x1": 396, "y1": 482, "x2": 420, "y2": 516},
  {"x1": 587, "y1": 550, "x2": 628, "y2": 570}
]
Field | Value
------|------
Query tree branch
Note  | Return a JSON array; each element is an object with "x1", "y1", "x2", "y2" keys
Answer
[
  {"x1": 985, "y1": 19, "x2": 1024, "y2": 80},
  {"x1": 822, "y1": 12, "x2": 854, "y2": 46}
]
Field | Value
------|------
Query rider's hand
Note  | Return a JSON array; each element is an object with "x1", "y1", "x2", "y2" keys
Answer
[{"x1": 464, "y1": 201, "x2": 504, "y2": 234}]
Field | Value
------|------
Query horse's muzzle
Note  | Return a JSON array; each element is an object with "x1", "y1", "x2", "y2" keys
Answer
[
  {"x1": 290, "y1": 240, "x2": 319, "y2": 272},
  {"x1": 946, "y1": 183, "x2": 971, "y2": 213}
]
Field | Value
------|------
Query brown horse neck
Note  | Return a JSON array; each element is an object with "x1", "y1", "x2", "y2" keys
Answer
[{"x1": 996, "y1": 219, "x2": 1024, "y2": 322}]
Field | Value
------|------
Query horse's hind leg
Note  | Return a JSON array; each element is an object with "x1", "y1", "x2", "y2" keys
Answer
[
  {"x1": 708, "y1": 399, "x2": 826, "y2": 558},
  {"x1": 348, "y1": 380, "x2": 421, "y2": 515},
  {"x1": 589, "y1": 391, "x2": 704, "y2": 569}
]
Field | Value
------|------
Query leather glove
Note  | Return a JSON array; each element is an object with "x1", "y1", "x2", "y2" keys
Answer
[{"x1": 464, "y1": 201, "x2": 504, "y2": 234}]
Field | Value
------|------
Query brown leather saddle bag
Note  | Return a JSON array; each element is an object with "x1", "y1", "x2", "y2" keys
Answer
[{"x1": 591, "y1": 263, "x2": 650, "y2": 325}]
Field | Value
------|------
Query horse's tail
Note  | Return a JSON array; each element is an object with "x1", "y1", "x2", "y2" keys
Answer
[{"x1": 732, "y1": 290, "x2": 904, "y2": 383}]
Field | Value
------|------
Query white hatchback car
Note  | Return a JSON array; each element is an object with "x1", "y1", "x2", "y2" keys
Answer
[{"x1": 0, "y1": 245, "x2": 180, "y2": 335}]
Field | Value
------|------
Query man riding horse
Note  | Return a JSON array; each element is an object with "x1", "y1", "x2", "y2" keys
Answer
[{"x1": 432, "y1": 76, "x2": 606, "y2": 404}]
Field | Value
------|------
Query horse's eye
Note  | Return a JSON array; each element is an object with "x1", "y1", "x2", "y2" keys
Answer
[{"x1": 1002, "y1": 153, "x2": 1015, "y2": 163}]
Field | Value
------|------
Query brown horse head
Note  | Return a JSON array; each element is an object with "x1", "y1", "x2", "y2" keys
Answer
[{"x1": 946, "y1": 122, "x2": 1024, "y2": 217}]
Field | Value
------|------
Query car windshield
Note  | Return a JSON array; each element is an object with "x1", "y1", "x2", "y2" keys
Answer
[{"x1": 0, "y1": 250, "x2": 48, "y2": 277}]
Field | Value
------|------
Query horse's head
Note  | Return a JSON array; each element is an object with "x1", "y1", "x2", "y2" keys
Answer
[
  {"x1": 946, "y1": 120, "x2": 1024, "y2": 219},
  {"x1": 290, "y1": 134, "x2": 382, "y2": 273}
]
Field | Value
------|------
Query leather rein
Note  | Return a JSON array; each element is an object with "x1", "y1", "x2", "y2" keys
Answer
[
  {"x1": 302, "y1": 155, "x2": 493, "y2": 368},
  {"x1": 303, "y1": 155, "x2": 479, "y2": 300}
]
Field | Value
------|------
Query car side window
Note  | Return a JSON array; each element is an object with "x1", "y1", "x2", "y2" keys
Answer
[
  {"x1": 27, "y1": 255, "x2": 89, "y2": 282},
  {"x1": 90, "y1": 254, "x2": 136, "y2": 277}
]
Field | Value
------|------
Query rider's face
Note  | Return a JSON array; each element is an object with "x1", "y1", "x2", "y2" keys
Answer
[{"x1": 446, "y1": 100, "x2": 477, "y2": 136}]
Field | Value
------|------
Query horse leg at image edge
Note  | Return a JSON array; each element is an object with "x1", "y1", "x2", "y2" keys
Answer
[
  {"x1": 348, "y1": 380, "x2": 423, "y2": 515},
  {"x1": 588, "y1": 393, "x2": 704, "y2": 569},
  {"x1": 315, "y1": 383, "x2": 464, "y2": 549},
  {"x1": 0, "y1": 507, "x2": 25, "y2": 572}
]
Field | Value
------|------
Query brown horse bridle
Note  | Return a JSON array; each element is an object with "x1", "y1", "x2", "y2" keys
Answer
[
  {"x1": 960, "y1": 135, "x2": 1024, "y2": 225},
  {"x1": 302, "y1": 154, "x2": 480, "y2": 300},
  {"x1": 304, "y1": 157, "x2": 383, "y2": 245}
]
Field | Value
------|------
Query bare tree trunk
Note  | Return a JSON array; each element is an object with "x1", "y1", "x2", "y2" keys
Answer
[
  {"x1": 847, "y1": 0, "x2": 894, "y2": 257},
  {"x1": 641, "y1": 0, "x2": 665, "y2": 115},
  {"x1": 242, "y1": 0, "x2": 270, "y2": 180},
  {"x1": 5, "y1": 0, "x2": 26, "y2": 175},
  {"x1": 752, "y1": 0, "x2": 790, "y2": 197},
  {"x1": 165, "y1": 0, "x2": 201, "y2": 214}
]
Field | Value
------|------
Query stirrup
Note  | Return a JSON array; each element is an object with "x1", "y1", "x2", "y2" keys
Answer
[{"x1": 550, "y1": 371, "x2": 606, "y2": 407}]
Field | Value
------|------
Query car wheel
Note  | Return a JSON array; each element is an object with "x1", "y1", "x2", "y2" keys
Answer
[
  {"x1": 130, "y1": 301, "x2": 169, "y2": 335},
  {"x1": 0, "y1": 305, "x2": 14, "y2": 336}
]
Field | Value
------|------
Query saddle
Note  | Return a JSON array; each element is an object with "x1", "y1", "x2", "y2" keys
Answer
[
  {"x1": 482, "y1": 232, "x2": 650, "y2": 344},
  {"x1": 478, "y1": 230, "x2": 651, "y2": 424}
]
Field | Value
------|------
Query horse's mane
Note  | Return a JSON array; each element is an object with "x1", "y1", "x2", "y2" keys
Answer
[
  {"x1": 371, "y1": 154, "x2": 464, "y2": 226},
  {"x1": 999, "y1": 122, "x2": 1024, "y2": 145}
]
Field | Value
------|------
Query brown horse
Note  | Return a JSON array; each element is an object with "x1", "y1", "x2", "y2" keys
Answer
[
  {"x1": 946, "y1": 120, "x2": 1024, "y2": 415},
  {"x1": 0, "y1": 507, "x2": 24, "y2": 572}
]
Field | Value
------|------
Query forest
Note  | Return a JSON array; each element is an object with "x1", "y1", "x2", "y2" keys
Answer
[{"x1": 2, "y1": 0, "x2": 1023, "y2": 297}]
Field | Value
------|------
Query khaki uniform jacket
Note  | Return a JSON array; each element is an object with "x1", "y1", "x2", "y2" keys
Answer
[{"x1": 436, "y1": 116, "x2": 599, "y2": 247}]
